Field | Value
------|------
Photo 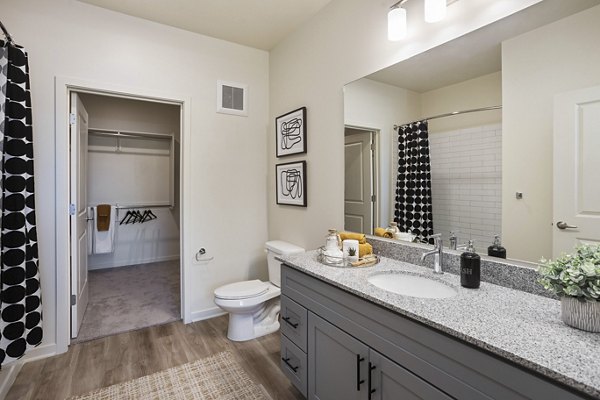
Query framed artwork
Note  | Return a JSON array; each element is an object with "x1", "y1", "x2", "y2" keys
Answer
[
  {"x1": 276, "y1": 161, "x2": 307, "y2": 207},
  {"x1": 276, "y1": 107, "x2": 307, "y2": 157}
]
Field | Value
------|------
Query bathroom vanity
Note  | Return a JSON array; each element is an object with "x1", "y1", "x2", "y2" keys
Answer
[{"x1": 277, "y1": 251, "x2": 600, "y2": 400}]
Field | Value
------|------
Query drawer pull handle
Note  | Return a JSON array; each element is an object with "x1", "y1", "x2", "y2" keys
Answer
[
  {"x1": 282, "y1": 316, "x2": 299, "y2": 329},
  {"x1": 356, "y1": 354, "x2": 365, "y2": 391},
  {"x1": 368, "y1": 362, "x2": 377, "y2": 399},
  {"x1": 282, "y1": 357, "x2": 299, "y2": 372}
]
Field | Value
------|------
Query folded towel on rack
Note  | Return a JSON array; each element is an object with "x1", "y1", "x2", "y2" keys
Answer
[
  {"x1": 96, "y1": 204, "x2": 111, "y2": 231},
  {"x1": 340, "y1": 232, "x2": 367, "y2": 244},
  {"x1": 374, "y1": 227, "x2": 393, "y2": 238},
  {"x1": 93, "y1": 205, "x2": 116, "y2": 254}
]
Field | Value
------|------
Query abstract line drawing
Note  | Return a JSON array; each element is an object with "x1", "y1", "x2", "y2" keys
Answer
[
  {"x1": 280, "y1": 168, "x2": 303, "y2": 199},
  {"x1": 276, "y1": 161, "x2": 307, "y2": 207},
  {"x1": 280, "y1": 118, "x2": 303, "y2": 150},
  {"x1": 276, "y1": 107, "x2": 307, "y2": 157}
]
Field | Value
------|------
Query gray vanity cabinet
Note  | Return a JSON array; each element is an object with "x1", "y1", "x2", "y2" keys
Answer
[
  {"x1": 307, "y1": 312, "x2": 450, "y2": 400},
  {"x1": 369, "y1": 350, "x2": 451, "y2": 400},
  {"x1": 308, "y1": 312, "x2": 368, "y2": 400},
  {"x1": 280, "y1": 264, "x2": 589, "y2": 400}
]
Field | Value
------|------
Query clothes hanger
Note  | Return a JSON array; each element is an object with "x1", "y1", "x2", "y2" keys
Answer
[{"x1": 120, "y1": 210, "x2": 132, "y2": 225}]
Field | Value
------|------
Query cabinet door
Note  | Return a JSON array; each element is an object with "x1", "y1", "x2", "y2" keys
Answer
[
  {"x1": 369, "y1": 350, "x2": 452, "y2": 400},
  {"x1": 308, "y1": 312, "x2": 369, "y2": 400}
]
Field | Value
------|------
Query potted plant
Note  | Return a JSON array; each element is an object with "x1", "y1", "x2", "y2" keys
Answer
[{"x1": 538, "y1": 244, "x2": 600, "y2": 332}]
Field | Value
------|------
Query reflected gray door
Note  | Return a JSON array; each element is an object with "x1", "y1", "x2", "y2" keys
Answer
[
  {"x1": 345, "y1": 130, "x2": 373, "y2": 234},
  {"x1": 308, "y1": 312, "x2": 368, "y2": 400}
]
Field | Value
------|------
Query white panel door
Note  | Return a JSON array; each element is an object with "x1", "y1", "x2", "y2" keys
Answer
[
  {"x1": 553, "y1": 85, "x2": 600, "y2": 258},
  {"x1": 70, "y1": 93, "x2": 90, "y2": 339},
  {"x1": 344, "y1": 131, "x2": 373, "y2": 234}
]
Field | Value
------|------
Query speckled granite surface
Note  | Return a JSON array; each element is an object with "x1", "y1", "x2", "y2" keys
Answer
[
  {"x1": 369, "y1": 236, "x2": 553, "y2": 298},
  {"x1": 278, "y1": 251, "x2": 600, "y2": 398}
]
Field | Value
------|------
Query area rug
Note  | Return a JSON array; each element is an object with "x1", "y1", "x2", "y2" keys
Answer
[{"x1": 68, "y1": 351, "x2": 272, "y2": 400}]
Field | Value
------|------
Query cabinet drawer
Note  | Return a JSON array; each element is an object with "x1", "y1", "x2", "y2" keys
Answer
[
  {"x1": 281, "y1": 295, "x2": 308, "y2": 352},
  {"x1": 281, "y1": 334, "x2": 308, "y2": 397}
]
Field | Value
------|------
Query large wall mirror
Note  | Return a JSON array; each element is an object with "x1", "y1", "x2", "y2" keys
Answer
[{"x1": 343, "y1": 0, "x2": 600, "y2": 264}]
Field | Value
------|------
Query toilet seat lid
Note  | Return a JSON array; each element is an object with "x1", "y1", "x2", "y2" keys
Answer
[{"x1": 215, "y1": 280, "x2": 269, "y2": 300}]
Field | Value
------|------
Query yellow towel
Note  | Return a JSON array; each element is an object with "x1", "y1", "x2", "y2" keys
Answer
[
  {"x1": 340, "y1": 232, "x2": 367, "y2": 244},
  {"x1": 374, "y1": 227, "x2": 393, "y2": 238},
  {"x1": 96, "y1": 204, "x2": 111, "y2": 232},
  {"x1": 359, "y1": 243, "x2": 373, "y2": 258}
]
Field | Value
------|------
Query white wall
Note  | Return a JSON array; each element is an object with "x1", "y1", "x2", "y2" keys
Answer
[
  {"x1": 502, "y1": 4, "x2": 600, "y2": 262},
  {"x1": 2, "y1": 0, "x2": 269, "y2": 362},
  {"x1": 80, "y1": 94, "x2": 181, "y2": 269},
  {"x1": 268, "y1": 0, "x2": 542, "y2": 251},
  {"x1": 344, "y1": 78, "x2": 421, "y2": 228}
]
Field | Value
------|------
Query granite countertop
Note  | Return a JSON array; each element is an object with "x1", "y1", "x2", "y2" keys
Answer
[{"x1": 278, "y1": 251, "x2": 600, "y2": 398}]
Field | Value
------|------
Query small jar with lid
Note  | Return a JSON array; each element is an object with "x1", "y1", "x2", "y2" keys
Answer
[{"x1": 325, "y1": 229, "x2": 342, "y2": 251}]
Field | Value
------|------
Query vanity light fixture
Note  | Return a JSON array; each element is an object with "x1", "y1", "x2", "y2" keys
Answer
[
  {"x1": 388, "y1": 4, "x2": 408, "y2": 41},
  {"x1": 388, "y1": 0, "x2": 449, "y2": 41}
]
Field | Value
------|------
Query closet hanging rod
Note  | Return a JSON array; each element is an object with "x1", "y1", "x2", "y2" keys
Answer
[
  {"x1": 394, "y1": 105, "x2": 502, "y2": 130},
  {"x1": 0, "y1": 20, "x2": 15, "y2": 44},
  {"x1": 115, "y1": 204, "x2": 172, "y2": 210},
  {"x1": 88, "y1": 128, "x2": 172, "y2": 141}
]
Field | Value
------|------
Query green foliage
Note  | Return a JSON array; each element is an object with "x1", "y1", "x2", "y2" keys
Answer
[
  {"x1": 538, "y1": 244, "x2": 600, "y2": 301},
  {"x1": 347, "y1": 247, "x2": 357, "y2": 257}
]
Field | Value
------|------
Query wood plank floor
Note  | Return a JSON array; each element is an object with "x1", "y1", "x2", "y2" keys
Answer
[{"x1": 6, "y1": 316, "x2": 304, "y2": 400}]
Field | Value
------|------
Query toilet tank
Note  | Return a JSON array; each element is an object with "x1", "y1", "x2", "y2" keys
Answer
[{"x1": 265, "y1": 240, "x2": 305, "y2": 287}]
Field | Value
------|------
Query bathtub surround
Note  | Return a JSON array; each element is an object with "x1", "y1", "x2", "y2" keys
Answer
[{"x1": 429, "y1": 123, "x2": 502, "y2": 253}]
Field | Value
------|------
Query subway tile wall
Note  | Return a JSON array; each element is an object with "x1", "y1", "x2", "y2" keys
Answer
[{"x1": 428, "y1": 123, "x2": 502, "y2": 253}]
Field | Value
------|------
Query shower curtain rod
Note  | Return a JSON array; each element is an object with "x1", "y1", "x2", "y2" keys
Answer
[{"x1": 394, "y1": 105, "x2": 502, "y2": 130}]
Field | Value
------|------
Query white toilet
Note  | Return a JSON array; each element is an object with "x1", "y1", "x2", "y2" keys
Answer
[{"x1": 214, "y1": 240, "x2": 305, "y2": 341}]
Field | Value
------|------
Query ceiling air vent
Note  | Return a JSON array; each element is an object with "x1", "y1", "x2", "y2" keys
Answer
[{"x1": 217, "y1": 80, "x2": 248, "y2": 116}]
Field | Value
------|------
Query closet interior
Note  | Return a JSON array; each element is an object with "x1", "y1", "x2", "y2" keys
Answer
[{"x1": 73, "y1": 92, "x2": 182, "y2": 343}]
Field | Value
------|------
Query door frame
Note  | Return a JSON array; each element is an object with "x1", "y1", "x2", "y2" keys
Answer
[
  {"x1": 55, "y1": 76, "x2": 192, "y2": 353},
  {"x1": 344, "y1": 125, "x2": 380, "y2": 233}
]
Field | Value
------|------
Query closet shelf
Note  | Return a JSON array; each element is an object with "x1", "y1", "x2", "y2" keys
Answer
[{"x1": 88, "y1": 128, "x2": 173, "y2": 141}]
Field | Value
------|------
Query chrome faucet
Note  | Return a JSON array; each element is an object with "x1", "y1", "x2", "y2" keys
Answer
[{"x1": 421, "y1": 233, "x2": 444, "y2": 274}]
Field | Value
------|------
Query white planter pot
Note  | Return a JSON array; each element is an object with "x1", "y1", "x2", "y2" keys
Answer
[{"x1": 561, "y1": 297, "x2": 600, "y2": 333}]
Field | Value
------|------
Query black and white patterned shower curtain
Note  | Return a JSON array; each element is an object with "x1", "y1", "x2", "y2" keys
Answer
[
  {"x1": 0, "y1": 40, "x2": 42, "y2": 366},
  {"x1": 394, "y1": 120, "x2": 435, "y2": 244}
]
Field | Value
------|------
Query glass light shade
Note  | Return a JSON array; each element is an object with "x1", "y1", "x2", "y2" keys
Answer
[
  {"x1": 388, "y1": 7, "x2": 407, "y2": 41},
  {"x1": 424, "y1": 0, "x2": 446, "y2": 23}
]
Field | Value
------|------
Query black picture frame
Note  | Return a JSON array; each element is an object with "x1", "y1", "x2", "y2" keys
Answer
[
  {"x1": 276, "y1": 107, "x2": 307, "y2": 157},
  {"x1": 276, "y1": 160, "x2": 307, "y2": 207}
]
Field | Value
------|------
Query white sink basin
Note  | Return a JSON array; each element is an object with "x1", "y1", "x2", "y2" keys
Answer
[{"x1": 368, "y1": 272, "x2": 458, "y2": 299}]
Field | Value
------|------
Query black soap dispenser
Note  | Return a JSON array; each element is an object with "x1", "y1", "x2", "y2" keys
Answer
[
  {"x1": 487, "y1": 235, "x2": 507, "y2": 259},
  {"x1": 460, "y1": 240, "x2": 480, "y2": 289}
]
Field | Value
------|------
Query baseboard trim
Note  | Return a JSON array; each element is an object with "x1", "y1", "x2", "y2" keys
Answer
[
  {"x1": 88, "y1": 254, "x2": 180, "y2": 270},
  {"x1": 0, "y1": 343, "x2": 56, "y2": 398},
  {"x1": 190, "y1": 307, "x2": 227, "y2": 323}
]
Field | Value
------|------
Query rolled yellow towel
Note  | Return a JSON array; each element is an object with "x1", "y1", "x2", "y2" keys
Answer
[
  {"x1": 374, "y1": 227, "x2": 393, "y2": 238},
  {"x1": 359, "y1": 243, "x2": 373, "y2": 258},
  {"x1": 340, "y1": 232, "x2": 366, "y2": 244}
]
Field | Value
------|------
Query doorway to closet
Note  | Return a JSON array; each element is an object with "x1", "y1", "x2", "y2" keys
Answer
[{"x1": 70, "y1": 91, "x2": 182, "y2": 343}]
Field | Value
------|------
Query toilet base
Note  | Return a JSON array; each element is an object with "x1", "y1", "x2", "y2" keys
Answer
[{"x1": 226, "y1": 298, "x2": 281, "y2": 342}]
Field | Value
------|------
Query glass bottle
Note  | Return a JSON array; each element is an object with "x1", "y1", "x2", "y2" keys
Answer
[{"x1": 487, "y1": 235, "x2": 507, "y2": 259}]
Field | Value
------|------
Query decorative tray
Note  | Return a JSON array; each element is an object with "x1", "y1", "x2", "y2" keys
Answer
[{"x1": 317, "y1": 247, "x2": 380, "y2": 268}]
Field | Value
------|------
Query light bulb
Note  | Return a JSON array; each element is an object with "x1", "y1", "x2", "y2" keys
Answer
[
  {"x1": 424, "y1": 0, "x2": 446, "y2": 23},
  {"x1": 388, "y1": 7, "x2": 407, "y2": 41}
]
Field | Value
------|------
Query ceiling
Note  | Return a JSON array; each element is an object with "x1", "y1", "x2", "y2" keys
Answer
[
  {"x1": 366, "y1": 0, "x2": 600, "y2": 93},
  {"x1": 77, "y1": 0, "x2": 333, "y2": 50}
]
